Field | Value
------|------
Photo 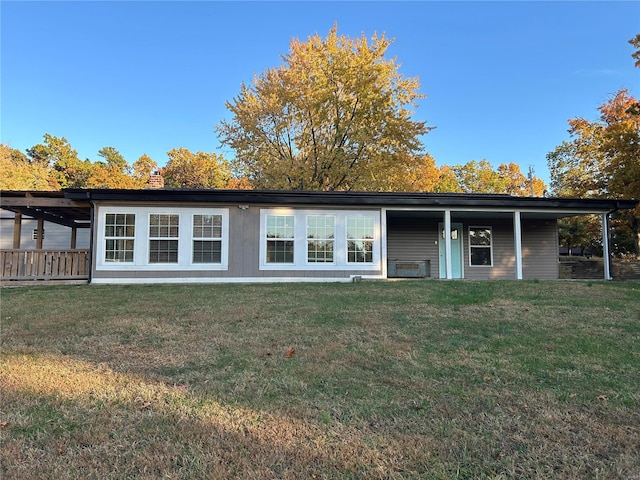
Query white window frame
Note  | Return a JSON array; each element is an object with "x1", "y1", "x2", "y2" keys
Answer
[
  {"x1": 104, "y1": 213, "x2": 135, "y2": 263},
  {"x1": 259, "y1": 208, "x2": 380, "y2": 271},
  {"x1": 148, "y1": 213, "x2": 180, "y2": 264},
  {"x1": 192, "y1": 213, "x2": 224, "y2": 264},
  {"x1": 468, "y1": 226, "x2": 493, "y2": 267},
  {"x1": 346, "y1": 215, "x2": 375, "y2": 265},
  {"x1": 306, "y1": 215, "x2": 336, "y2": 265},
  {"x1": 265, "y1": 214, "x2": 296, "y2": 264},
  {"x1": 96, "y1": 206, "x2": 229, "y2": 271}
]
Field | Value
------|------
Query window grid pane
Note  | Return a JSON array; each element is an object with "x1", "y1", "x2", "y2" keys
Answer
[
  {"x1": 192, "y1": 214, "x2": 223, "y2": 264},
  {"x1": 149, "y1": 240, "x2": 178, "y2": 263},
  {"x1": 307, "y1": 216, "x2": 335, "y2": 263},
  {"x1": 469, "y1": 227, "x2": 492, "y2": 266},
  {"x1": 267, "y1": 240, "x2": 294, "y2": 263},
  {"x1": 193, "y1": 240, "x2": 222, "y2": 263},
  {"x1": 149, "y1": 214, "x2": 179, "y2": 263},
  {"x1": 105, "y1": 213, "x2": 135, "y2": 263},
  {"x1": 193, "y1": 214, "x2": 222, "y2": 239},
  {"x1": 266, "y1": 215, "x2": 295, "y2": 263},
  {"x1": 266, "y1": 215, "x2": 295, "y2": 239},
  {"x1": 307, "y1": 240, "x2": 334, "y2": 263},
  {"x1": 346, "y1": 217, "x2": 374, "y2": 263}
]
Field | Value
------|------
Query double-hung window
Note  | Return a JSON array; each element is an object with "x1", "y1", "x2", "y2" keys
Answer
[
  {"x1": 347, "y1": 216, "x2": 374, "y2": 263},
  {"x1": 192, "y1": 214, "x2": 222, "y2": 263},
  {"x1": 149, "y1": 214, "x2": 179, "y2": 263},
  {"x1": 105, "y1": 213, "x2": 135, "y2": 262},
  {"x1": 307, "y1": 215, "x2": 335, "y2": 263},
  {"x1": 266, "y1": 215, "x2": 295, "y2": 263},
  {"x1": 469, "y1": 227, "x2": 492, "y2": 266}
]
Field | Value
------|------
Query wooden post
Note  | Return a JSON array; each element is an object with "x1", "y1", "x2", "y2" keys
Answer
[
  {"x1": 36, "y1": 218, "x2": 44, "y2": 249},
  {"x1": 13, "y1": 212, "x2": 22, "y2": 249},
  {"x1": 71, "y1": 227, "x2": 77, "y2": 249}
]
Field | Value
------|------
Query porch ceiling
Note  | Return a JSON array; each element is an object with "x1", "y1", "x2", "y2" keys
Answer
[{"x1": 0, "y1": 191, "x2": 91, "y2": 228}]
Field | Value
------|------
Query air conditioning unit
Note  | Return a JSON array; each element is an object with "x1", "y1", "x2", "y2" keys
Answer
[{"x1": 387, "y1": 259, "x2": 430, "y2": 278}]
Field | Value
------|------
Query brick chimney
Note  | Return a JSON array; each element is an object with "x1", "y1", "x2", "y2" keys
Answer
[{"x1": 147, "y1": 173, "x2": 165, "y2": 189}]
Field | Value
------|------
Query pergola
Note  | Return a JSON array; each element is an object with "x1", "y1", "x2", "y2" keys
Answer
[{"x1": 0, "y1": 191, "x2": 91, "y2": 249}]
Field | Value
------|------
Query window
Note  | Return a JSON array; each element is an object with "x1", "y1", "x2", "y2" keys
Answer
[
  {"x1": 266, "y1": 215, "x2": 295, "y2": 263},
  {"x1": 347, "y1": 216, "x2": 374, "y2": 263},
  {"x1": 149, "y1": 214, "x2": 179, "y2": 263},
  {"x1": 469, "y1": 227, "x2": 492, "y2": 266},
  {"x1": 307, "y1": 215, "x2": 334, "y2": 263},
  {"x1": 192, "y1": 214, "x2": 222, "y2": 263},
  {"x1": 105, "y1": 213, "x2": 135, "y2": 262}
]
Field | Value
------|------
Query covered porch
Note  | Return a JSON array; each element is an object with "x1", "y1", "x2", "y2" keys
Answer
[
  {"x1": 385, "y1": 207, "x2": 614, "y2": 281},
  {"x1": 1, "y1": 191, "x2": 91, "y2": 282}
]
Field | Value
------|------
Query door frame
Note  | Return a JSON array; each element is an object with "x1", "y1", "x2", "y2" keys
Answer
[{"x1": 438, "y1": 222, "x2": 463, "y2": 279}]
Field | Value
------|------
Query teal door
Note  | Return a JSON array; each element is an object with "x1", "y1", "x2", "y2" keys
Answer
[{"x1": 438, "y1": 223, "x2": 463, "y2": 279}]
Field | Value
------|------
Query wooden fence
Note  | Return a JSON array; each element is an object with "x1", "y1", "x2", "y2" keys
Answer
[{"x1": 1, "y1": 249, "x2": 90, "y2": 281}]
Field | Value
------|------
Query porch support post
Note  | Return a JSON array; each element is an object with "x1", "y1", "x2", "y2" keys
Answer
[
  {"x1": 514, "y1": 211, "x2": 523, "y2": 280},
  {"x1": 444, "y1": 209, "x2": 453, "y2": 279},
  {"x1": 36, "y1": 218, "x2": 44, "y2": 249},
  {"x1": 70, "y1": 226, "x2": 77, "y2": 249},
  {"x1": 602, "y1": 213, "x2": 612, "y2": 280},
  {"x1": 12, "y1": 212, "x2": 22, "y2": 249}
]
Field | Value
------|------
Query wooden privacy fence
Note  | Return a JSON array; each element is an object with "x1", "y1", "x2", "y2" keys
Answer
[{"x1": 1, "y1": 249, "x2": 90, "y2": 281}]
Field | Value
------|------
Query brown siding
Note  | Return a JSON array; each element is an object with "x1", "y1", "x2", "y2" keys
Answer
[
  {"x1": 386, "y1": 217, "x2": 439, "y2": 278},
  {"x1": 463, "y1": 220, "x2": 515, "y2": 280},
  {"x1": 522, "y1": 220, "x2": 558, "y2": 280},
  {"x1": 386, "y1": 216, "x2": 555, "y2": 280}
]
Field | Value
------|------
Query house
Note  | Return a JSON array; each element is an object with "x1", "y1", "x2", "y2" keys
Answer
[{"x1": 1, "y1": 189, "x2": 637, "y2": 283}]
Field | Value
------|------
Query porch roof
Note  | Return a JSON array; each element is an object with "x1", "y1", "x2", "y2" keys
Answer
[{"x1": 0, "y1": 191, "x2": 91, "y2": 228}]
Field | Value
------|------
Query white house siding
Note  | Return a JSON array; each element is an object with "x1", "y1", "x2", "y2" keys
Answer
[{"x1": 0, "y1": 210, "x2": 90, "y2": 250}]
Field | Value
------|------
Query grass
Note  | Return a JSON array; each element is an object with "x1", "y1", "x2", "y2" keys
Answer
[{"x1": 1, "y1": 280, "x2": 639, "y2": 479}]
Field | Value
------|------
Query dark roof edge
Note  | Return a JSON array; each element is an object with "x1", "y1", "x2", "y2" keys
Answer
[{"x1": 63, "y1": 188, "x2": 638, "y2": 211}]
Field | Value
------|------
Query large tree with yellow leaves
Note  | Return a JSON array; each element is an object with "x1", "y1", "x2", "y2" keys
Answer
[{"x1": 217, "y1": 25, "x2": 431, "y2": 191}]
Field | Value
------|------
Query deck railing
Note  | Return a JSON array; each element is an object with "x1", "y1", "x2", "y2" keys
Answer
[{"x1": 1, "y1": 249, "x2": 90, "y2": 281}]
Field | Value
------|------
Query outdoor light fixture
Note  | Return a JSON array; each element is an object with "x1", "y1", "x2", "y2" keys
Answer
[{"x1": 238, "y1": 205, "x2": 249, "y2": 210}]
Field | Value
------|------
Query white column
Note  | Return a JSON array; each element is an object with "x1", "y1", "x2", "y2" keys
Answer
[
  {"x1": 444, "y1": 210, "x2": 452, "y2": 279},
  {"x1": 602, "y1": 213, "x2": 612, "y2": 280},
  {"x1": 514, "y1": 211, "x2": 523, "y2": 280}
]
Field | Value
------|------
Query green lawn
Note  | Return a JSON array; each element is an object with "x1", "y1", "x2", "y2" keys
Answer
[{"x1": 1, "y1": 280, "x2": 639, "y2": 479}]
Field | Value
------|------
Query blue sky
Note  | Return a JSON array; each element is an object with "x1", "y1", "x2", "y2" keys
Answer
[{"x1": 2, "y1": 1, "x2": 638, "y2": 185}]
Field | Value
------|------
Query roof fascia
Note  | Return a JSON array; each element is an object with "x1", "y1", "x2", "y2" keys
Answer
[{"x1": 64, "y1": 189, "x2": 638, "y2": 212}]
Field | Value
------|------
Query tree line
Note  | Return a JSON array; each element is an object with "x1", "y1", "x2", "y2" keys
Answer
[{"x1": 0, "y1": 136, "x2": 544, "y2": 196}]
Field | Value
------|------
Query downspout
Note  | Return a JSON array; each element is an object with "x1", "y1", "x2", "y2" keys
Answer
[{"x1": 86, "y1": 191, "x2": 95, "y2": 285}]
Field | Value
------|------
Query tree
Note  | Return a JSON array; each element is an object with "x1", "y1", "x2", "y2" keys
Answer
[
  {"x1": 97, "y1": 147, "x2": 129, "y2": 173},
  {"x1": 162, "y1": 148, "x2": 231, "y2": 189},
  {"x1": 630, "y1": 33, "x2": 640, "y2": 68},
  {"x1": 217, "y1": 24, "x2": 430, "y2": 191},
  {"x1": 0, "y1": 144, "x2": 54, "y2": 190},
  {"x1": 131, "y1": 154, "x2": 158, "y2": 187},
  {"x1": 27, "y1": 134, "x2": 94, "y2": 188},
  {"x1": 547, "y1": 89, "x2": 640, "y2": 256}
]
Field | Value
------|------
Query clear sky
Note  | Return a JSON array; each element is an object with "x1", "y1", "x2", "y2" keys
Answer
[{"x1": 2, "y1": 1, "x2": 638, "y2": 185}]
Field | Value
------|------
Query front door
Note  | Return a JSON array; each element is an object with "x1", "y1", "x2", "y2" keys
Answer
[{"x1": 438, "y1": 223, "x2": 463, "y2": 279}]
